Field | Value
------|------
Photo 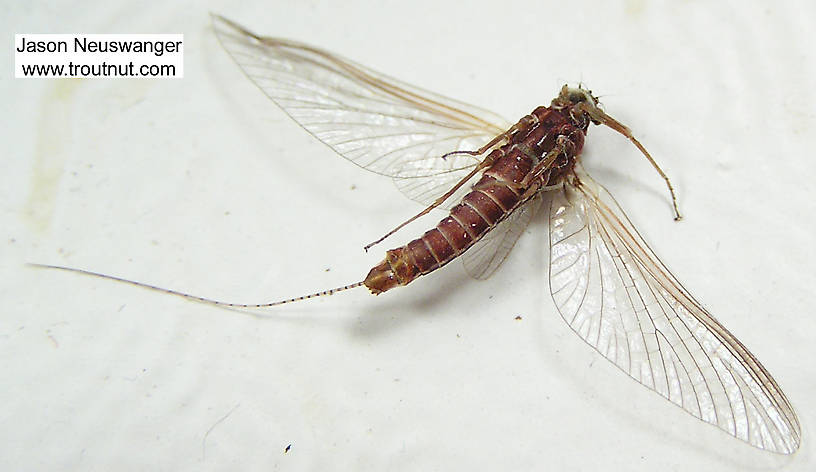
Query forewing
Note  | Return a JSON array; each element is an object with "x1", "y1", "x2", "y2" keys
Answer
[
  {"x1": 212, "y1": 15, "x2": 510, "y2": 207},
  {"x1": 462, "y1": 195, "x2": 542, "y2": 279},
  {"x1": 547, "y1": 167, "x2": 800, "y2": 454}
]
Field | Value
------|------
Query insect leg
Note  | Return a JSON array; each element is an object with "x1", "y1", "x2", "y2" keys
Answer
[
  {"x1": 440, "y1": 114, "x2": 537, "y2": 160},
  {"x1": 363, "y1": 116, "x2": 541, "y2": 251},
  {"x1": 439, "y1": 136, "x2": 501, "y2": 160},
  {"x1": 578, "y1": 103, "x2": 682, "y2": 220},
  {"x1": 363, "y1": 156, "x2": 496, "y2": 252},
  {"x1": 518, "y1": 136, "x2": 572, "y2": 188}
]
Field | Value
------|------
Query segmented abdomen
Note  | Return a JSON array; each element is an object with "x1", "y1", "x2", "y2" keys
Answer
[
  {"x1": 364, "y1": 151, "x2": 532, "y2": 294},
  {"x1": 363, "y1": 105, "x2": 582, "y2": 294}
]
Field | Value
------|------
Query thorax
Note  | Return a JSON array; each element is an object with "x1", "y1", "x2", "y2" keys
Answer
[{"x1": 484, "y1": 106, "x2": 589, "y2": 187}]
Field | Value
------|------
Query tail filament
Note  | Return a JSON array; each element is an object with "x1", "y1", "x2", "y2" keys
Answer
[{"x1": 29, "y1": 263, "x2": 364, "y2": 308}]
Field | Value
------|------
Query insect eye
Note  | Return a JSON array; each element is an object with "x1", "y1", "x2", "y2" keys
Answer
[{"x1": 569, "y1": 91, "x2": 586, "y2": 103}]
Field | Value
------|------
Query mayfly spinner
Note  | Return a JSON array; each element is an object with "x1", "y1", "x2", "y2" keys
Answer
[{"x1": 34, "y1": 15, "x2": 800, "y2": 454}]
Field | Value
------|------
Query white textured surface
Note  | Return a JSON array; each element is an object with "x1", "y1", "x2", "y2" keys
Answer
[{"x1": 3, "y1": 1, "x2": 815, "y2": 470}]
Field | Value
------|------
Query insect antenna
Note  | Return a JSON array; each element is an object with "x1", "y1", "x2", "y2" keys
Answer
[{"x1": 28, "y1": 263, "x2": 365, "y2": 308}]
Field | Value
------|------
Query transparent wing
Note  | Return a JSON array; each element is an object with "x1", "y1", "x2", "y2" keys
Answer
[
  {"x1": 391, "y1": 152, "x2": 483, "y2": 209},
  {"x1": 462, "y1": 194, "x2": 542, "y2": 279},
  {"x1": 212, "y1": 15, "x2": 511, "y2": 207},
  {"x1": 548, "y1": 167, "x2": 800, "y2": 454}
]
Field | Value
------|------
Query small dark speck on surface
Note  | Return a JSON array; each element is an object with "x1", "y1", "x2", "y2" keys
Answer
[
  {"x1": 350, "y1": 184, "x2": 357, "y2": 190},
  {"x1": 284, "y1": 444, "x2": 291, "y2": 453},
  {"x1": 325, "y1": 267, "x2": 331, "y2": 272},
  {"x1": 514, "y1": 315, "x2": 522, "y2": 320}
]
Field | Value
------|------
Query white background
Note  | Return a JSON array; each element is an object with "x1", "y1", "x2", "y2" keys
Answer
[{"x1": 3, "y1": 1, "x2": 815, "y2": 470}]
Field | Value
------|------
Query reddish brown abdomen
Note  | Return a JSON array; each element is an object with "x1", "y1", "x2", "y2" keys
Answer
[
  {"x1": 364, "y1": 153, "x2": 530, "y2": 294},
  {"x1": 364, "y1": 105, "x2": 583, "y2": 294}
]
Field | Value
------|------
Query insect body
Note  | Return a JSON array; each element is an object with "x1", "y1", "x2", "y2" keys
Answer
[
  {"x1": 34, "y1": 15, "x2": 800, "y2": 455},
  {"x1": 365, "y1": 98, "x2": 589, "y2": 293}
]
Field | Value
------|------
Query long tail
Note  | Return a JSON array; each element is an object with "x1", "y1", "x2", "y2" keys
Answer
[{"x1": 29, "y1": 263, "x2": 365, "y2": 308}]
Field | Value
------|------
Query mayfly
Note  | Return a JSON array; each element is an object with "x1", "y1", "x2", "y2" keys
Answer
[{"x1": 34, "y1": 15, "x2": 800, "y2": 454}]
